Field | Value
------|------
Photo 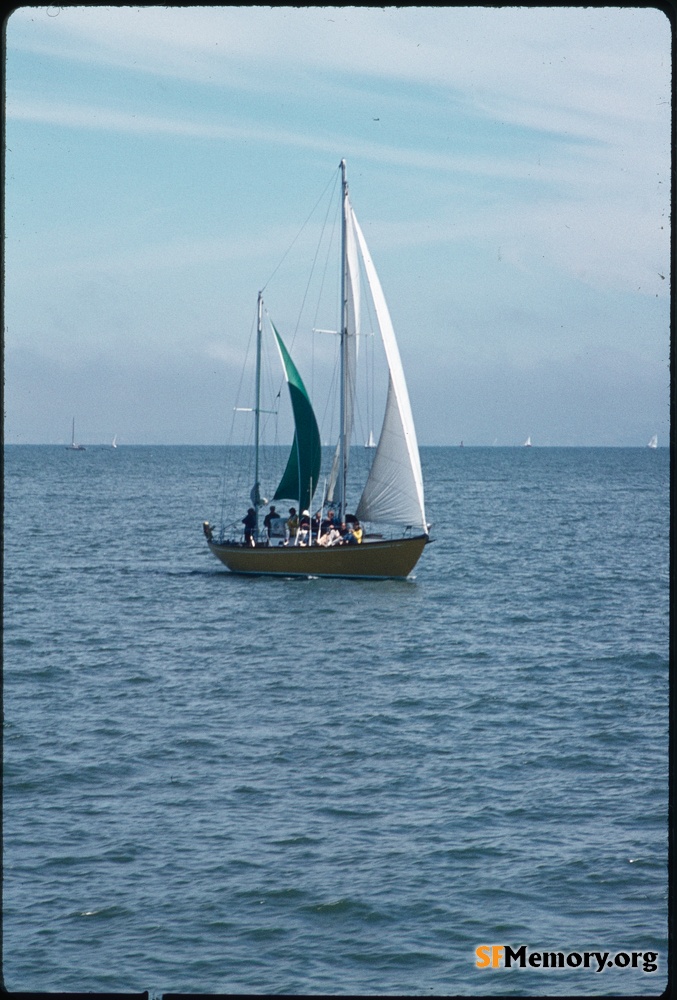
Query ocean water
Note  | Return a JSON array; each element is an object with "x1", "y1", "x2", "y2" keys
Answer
[{"x1": 3, "y1": 445, "x2": 669, "y2": 996}]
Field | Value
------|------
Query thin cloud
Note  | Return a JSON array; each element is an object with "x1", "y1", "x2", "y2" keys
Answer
[
  {"x1": 7, "y1": 89, "x2": 668, "y2": 299},
  {"x1": 5, "y1": 94, "x2": 619, "y2": 186},
  {"x1": 8, "y1": 6, "x2": 669, "y2": 144}
]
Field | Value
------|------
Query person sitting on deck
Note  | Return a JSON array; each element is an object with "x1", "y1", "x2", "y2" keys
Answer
[
  {"x1": 343, "y1": 524, "x2": 358, "y2": 545},
  {"x1": 352, "y1": 521, "x2": 363, "y2": 544},
  {"x1": 323, "y1": 525, "x2": 343, "y2": 546},
  {"x1": 242, "y1": 507, "x2": 257, "y2": 546},
  {"x1": 320, "y1": 508, "x2": 337, "y2": 534},
  {"x1": 202, "y1": 521, "x2": 213, "y2": 542}
]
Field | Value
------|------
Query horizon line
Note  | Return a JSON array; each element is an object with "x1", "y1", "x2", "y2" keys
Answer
[{"x1": 4, "y1": 442, "x2": 666, "y2": 449}]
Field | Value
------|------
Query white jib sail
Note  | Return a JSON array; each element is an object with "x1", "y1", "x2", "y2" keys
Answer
[{"x1": 352, "y1": 210, "x2": 427, "y2": 533}]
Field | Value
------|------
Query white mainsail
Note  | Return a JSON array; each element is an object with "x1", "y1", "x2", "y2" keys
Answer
[
  {"x1": 326, "y1": 198, "x2": 360, "y2": 509},
  {"x1": 352, "y1": 210, "x2": 427, "y2": 533}
]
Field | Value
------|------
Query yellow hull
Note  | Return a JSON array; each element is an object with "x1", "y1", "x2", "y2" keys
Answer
[{"x1": 207, "y1": 535, "x2": 429, "y2": 579}]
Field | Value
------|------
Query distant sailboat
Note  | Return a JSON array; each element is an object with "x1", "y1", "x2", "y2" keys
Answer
[
  {"x1": 365, "y1": 430, "x2": 376, "y2": 449},
  {"x1": 523, "y1": 436, "x2": 532, "y2": 447},
  {"x1": 647, "y1": 434, "x2": 658, "y2": 449},
  {"x1": 112, "y1": 435, "x2": 118, "y2": 449},
  {"x1": 67, "y1": 418, "x2": 86, "y2": 451}
]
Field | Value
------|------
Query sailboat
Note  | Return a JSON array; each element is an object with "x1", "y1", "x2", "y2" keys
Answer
[
  {"x1": 365, "y1": 430, "x2": 376, "y2": 449},
  {"x1": 66, "y1": 418, "x2": 86, "y2": 451},
  {"x1": 523, "y1": 435, "x2": 532, "y2": 447},
  {"x1": 204, "y1": 160, "x2": 429, "y2": 579},
  {"x1": 112, "y1": 435, "x2": 118, "y2": 449},
  {"x1": 647, "y1": 434, "x2": 658, "y2": 449}
]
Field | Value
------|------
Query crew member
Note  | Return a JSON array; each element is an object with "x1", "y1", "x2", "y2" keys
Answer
[
  {"x1": 344, "y1": 524, "x2": 358, "y2": 544},
  {"x1": 297, "y1": 509, "x2": 311, "y2": 545},
  {"x1": 242, "y1": 507, "x2": 257, "y2": 546},
  {"x1": 263, "y1": 505, "x2": 279, "y2": 536},
  {"x1": 285, "y1": 507, "x2": 299, "y2": 544}
]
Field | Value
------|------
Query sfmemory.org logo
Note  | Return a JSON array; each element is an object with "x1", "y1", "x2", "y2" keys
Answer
[{"x1": 476, "y1": 945, "x2": 659, "y2": 974}]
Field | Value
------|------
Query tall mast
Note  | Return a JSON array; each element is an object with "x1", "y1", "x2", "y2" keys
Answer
[
  {"x1": 339, "y1": 158, "x2": 348, "y2": 522},
  {"x1": 254, "y1": 290, "x2": 263, "y2": 540}
]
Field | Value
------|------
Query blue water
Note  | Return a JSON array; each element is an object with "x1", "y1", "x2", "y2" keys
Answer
[{"x1": 3, "y1": 445, "x2": 669, "y2": 996}]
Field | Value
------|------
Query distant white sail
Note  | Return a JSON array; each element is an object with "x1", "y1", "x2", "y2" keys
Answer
[{"x1": 648, "y1": 434, "x2": 658, "y2": 449}]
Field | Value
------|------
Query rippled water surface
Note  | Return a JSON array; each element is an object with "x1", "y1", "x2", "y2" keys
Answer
[{"x1": 3, "y1": 445, "x2": 669, "y2": 995}]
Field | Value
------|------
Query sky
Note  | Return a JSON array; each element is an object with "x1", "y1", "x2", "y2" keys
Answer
[{"x1": 4, "y1": 5, "x2": 671, "y2": 446}]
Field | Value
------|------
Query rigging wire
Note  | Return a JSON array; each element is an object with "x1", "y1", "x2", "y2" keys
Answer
[
  {"x1": 311, "y1": 196, "x2": 341, "y2": 337},
  {"x1": 310, "y1": 193, "x2": 341, "y2": 401},
  {"x1": 288, "y1": 170, "x2": 341, "y2": 352},
  {"x1": 217, "y1": 303, "x2": 258, "y2": 534},
  {"x1": 263, "y1": 169, "x2": 341, "y2": 455},
  {"x1": 319, "y1": 348, "x2": 341, "y2": 450},
  {"x1": 260, "y1": 169, "x2": 339, "y2": 295}
]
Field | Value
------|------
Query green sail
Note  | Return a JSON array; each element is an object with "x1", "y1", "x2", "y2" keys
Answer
[{"x1": 271, "y1": 324, "x2": 322, "y2": 513}]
